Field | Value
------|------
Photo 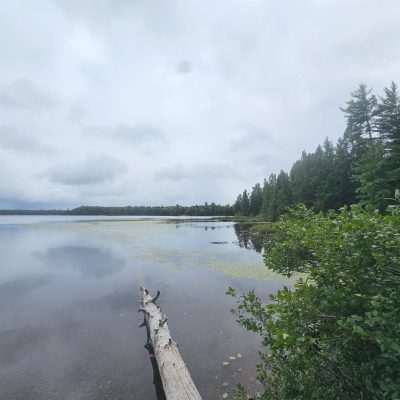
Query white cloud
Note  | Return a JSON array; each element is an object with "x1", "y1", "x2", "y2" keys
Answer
[{"x1": 0, "y1": 0, "x2": 399, "y2": 207}]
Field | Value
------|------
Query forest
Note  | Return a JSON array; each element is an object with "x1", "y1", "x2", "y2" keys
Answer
[
  {"x1": 0, "y1": 203, "x2": 233, "y2": 216},
  {"x1": 230, "y1": 82, "x2": 400, "y2": 400},
  {"x1": 233, "y1": 82, "x2": 400, "y2": 219}
]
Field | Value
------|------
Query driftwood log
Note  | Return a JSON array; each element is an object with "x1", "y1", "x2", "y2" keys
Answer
[{"x1": 139, "y1": 287, "x2": 202, "y2": 400}]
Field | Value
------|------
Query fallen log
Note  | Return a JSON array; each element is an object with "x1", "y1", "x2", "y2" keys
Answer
[
  {"x1": 139, "y1": 287, "x2": 202, "y2": 400},
  {"x1": 144, "y1": 341, "x2": 166, "y2": 400}
]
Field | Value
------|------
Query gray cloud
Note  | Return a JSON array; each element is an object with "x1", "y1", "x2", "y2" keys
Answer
[
  {"x1": 155, "y1": 163, "x2": 241, "y2": 182},
  {"x1": 66, "y1": 105, "x2": 87, "y2": 125},
  {"x1": 87, "y1": 124, "x2": 166, "y2": 145},
  {"x1": 229, "y1": 127, "x2": 276, "y2": 152},
  {"x1": 0, "y1": 79, "x2": 57, "y2": 110},
  {"x1": 0, "y1": 125, "x2": 51, "y2": 153},
  {"x1": 177, "y1": 60, "x2": 192, "y2": 74},
  {"x1": 46, "y1": 156, "x2": 126, "y2": 186},
  {"x1": 228, "y1": 127, "x2": 284, "y2": 177},
  {"x1": 0, "y1": 1, "x2": 399, "y2": 207},
  {"x1": 0, "y1": 197, "x2": 56, "y2": 210},
  {"x1": 55, "y1": 0, "x2": 138, "y2": 22},
  {"x1": 55, "y1": 0, "x2": 176, "y2": 32}
]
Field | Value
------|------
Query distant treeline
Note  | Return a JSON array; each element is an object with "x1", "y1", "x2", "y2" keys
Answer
[
  {"x1": 234, "y1": 82, "x2": 400, "y2": 219},
  {"x1": 0, "y1": 204, "x2": 233, "y2": 216}
]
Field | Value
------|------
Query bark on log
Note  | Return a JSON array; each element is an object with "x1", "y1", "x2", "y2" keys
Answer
[
  {"x1": 139, "y1": 287, "x2": 202, "y2": 400},
  {"x1": 144, "y1": 341, "x2": 166, "y2": 400}
]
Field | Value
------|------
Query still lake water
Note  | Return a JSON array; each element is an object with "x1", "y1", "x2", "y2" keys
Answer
[{"x1": 0, "y1": 216, "x2": 290, "y2": 400}]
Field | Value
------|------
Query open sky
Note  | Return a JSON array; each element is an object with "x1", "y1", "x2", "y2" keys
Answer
[{"x1": 0, "y1": 0, "x2": 399, "y2": 208}]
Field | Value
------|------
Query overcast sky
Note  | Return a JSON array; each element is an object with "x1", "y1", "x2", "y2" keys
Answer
[{"x1": 0, "y1": 0, "x2": 399, "y2": 208}]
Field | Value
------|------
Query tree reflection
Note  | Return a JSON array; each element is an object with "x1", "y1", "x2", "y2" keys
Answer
[{"x1": 233, "y1": 224, "x2": 263, "y2": 253}]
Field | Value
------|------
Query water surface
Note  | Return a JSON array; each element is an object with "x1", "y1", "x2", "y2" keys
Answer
[{"x1": 0, "y1": 216, "x2": 289, "y2": 399}]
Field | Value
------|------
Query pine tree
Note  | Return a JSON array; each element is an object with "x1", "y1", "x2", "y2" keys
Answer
[
  {"x1": 376, "y1": 82, "x2": 400, "y2": 196},
  {"x1": 233, "y1": 194, "x2": 243, "y2": 215},
  {"x1": 334, "y1": 137, "x2": 356, "y2": 206},
  {"x1": 233, "y1": 82, "x2": 398, "y2": 217},
  {"x1": 275, "y1": 171, "x2": 292, "y2": 216},
  {"x1": 341, "y1": 84, "x2": 377, "y2": 160},
  {"x1": 261, "y1": 179, "x2": 271, "y2": 217},
  {"x1": 249, "y1": 183, "x2": 263, "y2": 215},
  {"x1": 290, "y1": 151, "x2": 312, "y2": 207},
  {"x1": 241, "y1": 190, "x2": 250, "y2": 216},
  {"x1": 341, "y1": 84, "x2": 385, "y2": 208},
  {"x1": 353, "y1": 142, "x2": 387, "y2": 210},
  {"x1": 261, "y1": 174, "x2": 277, "y2": 221},
  {"x1": 318, "y1": 138, "x2": 337, "y2": 210}
]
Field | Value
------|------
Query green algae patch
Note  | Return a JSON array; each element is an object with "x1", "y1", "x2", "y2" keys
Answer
[
  {"x1": 28, "y1": 218, "x2": 291, "y2": 283},
  {"x1": 204, "y1": 260, "x2": 288, "y2": 281},
  {"x1": 139, "y1": 247, "x2": 288, "y2": 281}
]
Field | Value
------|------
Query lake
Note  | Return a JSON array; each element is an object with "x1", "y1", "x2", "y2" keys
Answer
[{"x1": 0, "y1": 216, "x2": 290, "y2": 399}]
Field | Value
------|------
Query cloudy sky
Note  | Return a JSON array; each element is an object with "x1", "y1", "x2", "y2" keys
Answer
[{"x1": 0, "y1": 0, "x2": 399, "y2": 208}]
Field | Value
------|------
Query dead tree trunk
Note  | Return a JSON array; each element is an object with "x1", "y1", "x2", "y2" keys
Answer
[
  {"x1": 144, "y1": 341, "x2": 166, "y2": 400},
  {"x1": 139, "y1": 287, "x2": 202, "y2": 400}
]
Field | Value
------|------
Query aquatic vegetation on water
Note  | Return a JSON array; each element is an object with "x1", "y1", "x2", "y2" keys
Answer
[{"x1": 140, "y1": 247, "x2": 288, "y2": 281}]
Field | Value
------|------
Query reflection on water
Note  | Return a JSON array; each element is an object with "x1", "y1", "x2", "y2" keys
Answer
[
  {"x1": 38, "y1": 245, "x2": 125, "y2": 278},
  {"x1": 0, "y1": 325, "x2": 50, "y2": 365},
  {"x1": 233, "y1": 224, "x2": 264, "y2": 253},
  {"x1": 0, "y1": 216, "x2": 288, "y2": 400},
  {"x1": 0, "y1": 276, "x2": 50, "y2": 306}
]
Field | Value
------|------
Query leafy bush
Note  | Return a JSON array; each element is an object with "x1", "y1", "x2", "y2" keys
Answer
[{"x1": 229, "y1": 204, "x2": 400, "y2": 399}]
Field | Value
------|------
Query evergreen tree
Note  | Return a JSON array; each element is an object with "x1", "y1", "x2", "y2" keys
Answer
[
  {"x1": 319, "y1": 139, "x2": 335, "y2": 208},
  {"x1": 353, "y1": 142, "x2": 388, "y2": 210},
  {"x1": 341, "y1": 84, "x2": 377, "y2": 158},
  {"x1": 341, "y1": 84, "x2": 384, "y2": 208},
  {"x1": 261, "y1": 178, "x2": 272, "y2": 218},
  {"x1": 233, "y1": 194, "x2": 243, "y2": 215},
  {"x1": 241, "y1": 190, "x2": 250, "y2": 216},
  {"x1": 261, "y1": 174, "x2": 277, "y2": 220},
  {"x1": 275, "y1": 171, "x2": 292, "y2": 216},
  {"x1": 290, "y1": 151, "x2": 318, "y2": 209},
  {"x1": 334, "y1": 136, "x2": 356, "y2": 206},
  {"x1": 249, "y1": 183, "x2": 263, "y2": 215},
  {"x1": 376, "y1": 82, "x2": 400, "y2": 195},
  {"x1": 311, "y1": 145, "x2": 326, "y2": 210},
  {"x1": 234, "y1": 82, "x2": 398, "y2": 218}
]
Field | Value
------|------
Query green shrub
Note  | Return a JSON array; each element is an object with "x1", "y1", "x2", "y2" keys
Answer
[{"x1": 229, "y1": 204, "x2": 400, "y2": 399}]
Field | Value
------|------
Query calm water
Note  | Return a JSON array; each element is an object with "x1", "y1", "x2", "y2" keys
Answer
[{"x1": 0, "y1": 216, "x2": 289, "y2": 400}]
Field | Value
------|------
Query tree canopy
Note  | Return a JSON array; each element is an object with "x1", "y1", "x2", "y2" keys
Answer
[{"x1": 234, "y1": 82, "x2": 400, "y2": 218}]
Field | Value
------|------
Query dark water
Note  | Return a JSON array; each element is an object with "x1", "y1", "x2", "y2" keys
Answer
[{"x1": 0, "y1": 216, "x2": 290, "y2": 399}]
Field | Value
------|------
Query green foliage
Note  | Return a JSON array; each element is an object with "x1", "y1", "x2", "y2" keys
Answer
[
  {"x1": 242, "y1": 190, "x2": 250, "y2": 215},
  {"x1": 230, "y1": 205, "x2": 400, "y2": 399},
  {"x1": 341, "y1": 83, "x2": 377, "y2": 155},
  {"x1": 376, "y1": 82, "x2": 400, "y2": 197},
  {"x1": 0, "y1": 203, "x2": 233, "y2": 216},
  {"x1": 275, "y1": 171, "x2": 292, "y2": 216},
  {"x1": 232, "y1": 384, "x2": 248, "y2": 400},
  {"x1": 234, "y1": 194, "x2": 244, "y2": 215},
  {"x1": 250, "y1": 183, "x2": 264, "y2": 216},
  {"x1": 234, "y1": 82, "x2": 399, "y2": 220},
  {"x1": 352, "y1": 143, "x2": 390, "y2": 211},
  {"x1": 261, "y1": 174, "x2": 278, "y2": 220},
  {"x1": 349, "y1": 82, "x2": 400, "y2": 211},
  {"x1": 69, "y1": 204, "x2": 233, "y2": 216}
]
